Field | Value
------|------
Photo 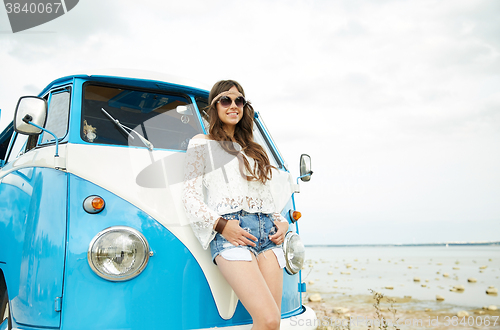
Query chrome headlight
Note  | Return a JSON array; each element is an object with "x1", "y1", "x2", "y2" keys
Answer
[
  {"x1": 88, "y1": 226, "x2": 150, "y2": 281},
  {"x1": 283, "y1": 232, "x2": 305, "y2": 274}
]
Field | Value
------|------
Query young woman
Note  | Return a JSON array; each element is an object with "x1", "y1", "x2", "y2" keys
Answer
[{"x1": 183, "y1": 80, "x2": 289, "y2": 330}]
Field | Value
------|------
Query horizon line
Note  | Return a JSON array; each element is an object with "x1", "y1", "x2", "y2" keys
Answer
[{"x1": 305, "y1": 241, "x2": 500, "y2": 247}]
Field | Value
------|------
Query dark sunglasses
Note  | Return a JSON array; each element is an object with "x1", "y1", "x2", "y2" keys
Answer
[{"x1": 218, "y1": 95, "x2": 246, "y2": 108}]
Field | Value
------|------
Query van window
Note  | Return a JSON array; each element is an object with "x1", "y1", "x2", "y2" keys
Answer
[
  {"x1": 195, "y1": 97, "x2": 209, "y2": 131},
  {"x1": 0, "y1": 122, "x2": 14, "y2": 161},
  {"x1": 6, "y1": 132, "x2": 28, "y2": 163},
  {"x1": 81, "y1": 84, "x2": 203, "y2": 151},
  {"x1": 41, "y1": 89, "x2": 71, "y2": 143},
  {"x1": 252, "y1": 122, "x2": 280, "y2": 168}
]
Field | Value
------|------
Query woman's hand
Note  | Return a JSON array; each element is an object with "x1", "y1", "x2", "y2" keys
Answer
[
  {"x1": 221, "y1": 220, "x2": 257, "y2": 247},
  {"x1": 269, "y1": 221, "x2": 289, "y2": 245}
]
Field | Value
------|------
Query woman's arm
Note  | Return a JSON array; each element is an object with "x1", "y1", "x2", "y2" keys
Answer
[{"x1": 182, "y1": 138, "x2": 221, "y2": 249}]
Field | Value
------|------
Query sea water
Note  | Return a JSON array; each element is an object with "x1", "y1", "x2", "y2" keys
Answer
[{"x1": 303, "y1": 245, "x2": 500, "y2": 309}]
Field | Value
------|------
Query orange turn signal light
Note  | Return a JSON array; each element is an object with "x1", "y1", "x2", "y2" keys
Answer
[
  {"x1": 91, "y1": 197, "x2": 105, "y2": 210},
  {"x1": 83, "y1": 195, "x2": 106, "y2": 214},
  {"x1": 289, "y1": 210, "x2": 302, "y2": 223}
]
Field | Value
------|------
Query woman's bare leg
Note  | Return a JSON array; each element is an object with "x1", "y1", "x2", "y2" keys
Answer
[
  {"x1": 256, "y1": 249, "x2": 283, "y2": 312},
  {"x1": 216, "y1": 254, "x2": 281, "y2": 330}
]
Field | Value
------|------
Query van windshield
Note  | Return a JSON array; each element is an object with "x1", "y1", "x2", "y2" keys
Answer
[{"x1": 81, "y1": 84, "x2": 203, "y2": 150}]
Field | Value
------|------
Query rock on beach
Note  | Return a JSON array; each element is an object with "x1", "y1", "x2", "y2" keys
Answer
[
  {"x1": 436, "y1": 295, "x2": 445, "y2": 301},
  {"x1": 486, "y1": 286, "x2": 498, "y2": 294},
  {"x1": 332, "y1": 307, "x2": 349, "y2": 314},
  {"x1": 308, "y1": 293, "x2": 321, "y2": 302}
]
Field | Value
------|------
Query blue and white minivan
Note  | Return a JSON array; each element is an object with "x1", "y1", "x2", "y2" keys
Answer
[{"x1": 0, "y1": 70, "x2": 316, "y2": 330}]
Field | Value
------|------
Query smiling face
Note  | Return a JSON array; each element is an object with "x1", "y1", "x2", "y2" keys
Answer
[{"x1": 216, "y1": 86, "x2": 244, "y2": 135}]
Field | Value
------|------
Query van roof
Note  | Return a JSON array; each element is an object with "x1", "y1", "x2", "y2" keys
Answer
[{"x1": 44, "y1": 69, "x2": 211, "y2": 94}]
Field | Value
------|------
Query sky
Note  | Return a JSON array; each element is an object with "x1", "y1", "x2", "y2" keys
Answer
[{"x1": 1, "y1": 0, "x2": 499, "y2": 245}]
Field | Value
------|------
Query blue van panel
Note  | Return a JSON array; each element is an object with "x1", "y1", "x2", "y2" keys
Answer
[
  {"x1": 0, "y1": 167, "x2": 67, "y2": 328},
  {"x1": 280, "y1": 197, "x2": 302, "y2": 309},
  {"x1": 63, "y1": 175, "x2": 247, "y2": 329},
  {"x1": 62, "y1": 174, "x2": 303, "y2": 329}
]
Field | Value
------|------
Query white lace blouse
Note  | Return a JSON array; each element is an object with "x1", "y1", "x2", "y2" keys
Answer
[{"x1": 182, "y1": 138, "x2": 287, "y2": 250}]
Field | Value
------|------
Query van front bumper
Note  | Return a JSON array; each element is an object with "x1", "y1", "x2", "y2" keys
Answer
[
  {"x1": 9, "y1": 306, "x2": 317, "y2": 330},
  {"x1": 195, "y1": 305, "x2": 317, "y2": 330}
]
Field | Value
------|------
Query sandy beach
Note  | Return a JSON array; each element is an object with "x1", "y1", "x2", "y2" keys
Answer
[
  {"x1": 301, "y1": 245, "x2": 500, "y2": 329},
  {"x1": 304, "y1": 292, "x2": 500, "y2": 330}
]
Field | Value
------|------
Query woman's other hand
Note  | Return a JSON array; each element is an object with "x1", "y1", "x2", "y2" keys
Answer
[
  {"x1": 222, "y1": 220, "x2": 257, "y2": 247},
  {"x1": 269, "y1": 221, "x2": 288, "y2": 245}
]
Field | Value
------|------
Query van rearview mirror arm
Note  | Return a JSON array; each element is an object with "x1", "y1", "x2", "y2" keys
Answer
[
  {"x1": 296, "y1": 172, "x2": 313, "y2": 184},
  {"x1": 22, "y1": 114, "x2": 63, "y2": 169}
]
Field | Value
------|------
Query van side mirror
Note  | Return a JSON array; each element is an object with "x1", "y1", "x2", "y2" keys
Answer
[
  {"x1": 299, "y1": 154, "x2": 313, "y2": 182},
  {"x1": 14, "y1": 96, "x2": 47, "y2": 135}
]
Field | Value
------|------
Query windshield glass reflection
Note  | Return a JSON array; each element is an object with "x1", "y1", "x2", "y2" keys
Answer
[{"x1": 81, "y1": 84, "x2": 203, "y2": 150}]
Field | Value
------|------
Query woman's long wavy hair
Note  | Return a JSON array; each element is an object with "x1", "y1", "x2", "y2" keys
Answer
[{"x1": 206, "y1": 80, "x2": 273, "y2": 184}]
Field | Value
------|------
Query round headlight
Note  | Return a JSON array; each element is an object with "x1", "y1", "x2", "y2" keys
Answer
[
  {"x1": 283, "y1": 232, "x2": 305, "y2": 275},
  {"x1": 88, "y1": 226, "x2": 150, "y2": 281}
]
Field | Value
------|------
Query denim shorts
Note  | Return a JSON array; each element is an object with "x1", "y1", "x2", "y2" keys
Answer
[{"x1": 210, "y1": 210, "x2": 285, "y2": 268}]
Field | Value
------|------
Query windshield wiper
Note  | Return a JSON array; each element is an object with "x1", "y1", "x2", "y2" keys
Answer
[{"x1": 101, "y1": 107, "x2": 154, "y2": 151}]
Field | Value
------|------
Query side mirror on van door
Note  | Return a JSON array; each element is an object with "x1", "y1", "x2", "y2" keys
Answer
[
  {"x1": 14, "y1": 96, "x2": 47, "y2": 135},
  {"x1": 299, "y1": 154, "x2": 313, "y2": 182}
]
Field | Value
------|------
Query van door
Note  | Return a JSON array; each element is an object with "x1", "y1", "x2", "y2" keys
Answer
[{"x1": 0, "y1": 87, "x2": 71, "y2": 328}]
